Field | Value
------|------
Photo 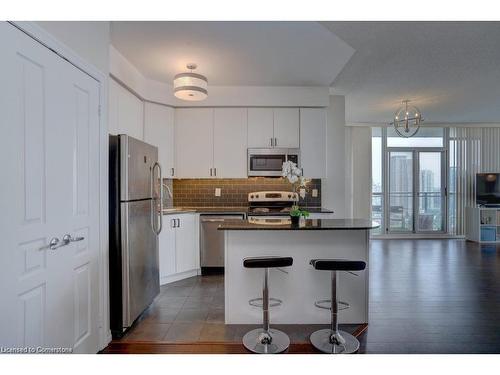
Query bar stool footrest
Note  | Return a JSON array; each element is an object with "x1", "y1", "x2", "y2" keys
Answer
[
  {"x1": 314, "y1": 299, "x2": 349, "y2": 311},
  {"x1": 249, "y1": 297, "x2": 283, "y2": 308}
]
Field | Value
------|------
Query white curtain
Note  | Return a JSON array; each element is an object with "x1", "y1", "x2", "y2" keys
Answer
[{"x1": 449, "y1": 127, "x2": 500, "y2": 235}]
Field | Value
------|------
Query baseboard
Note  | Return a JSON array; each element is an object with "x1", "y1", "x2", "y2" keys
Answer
[
  {"x1": 160, "y1": 269, "x2": 200, "y2": 285},
  {"x1": 372, "y1": 234, "x2": 465, "y2": 240}
]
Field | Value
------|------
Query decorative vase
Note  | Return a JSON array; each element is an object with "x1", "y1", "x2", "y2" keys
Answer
[{"x1": 290, "y1": 215, "x2": 300, "y2": 225}]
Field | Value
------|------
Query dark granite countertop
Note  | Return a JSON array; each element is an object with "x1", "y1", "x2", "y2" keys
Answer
[
  {"x1": 217, "y1": 218, "x2": 380, "y2": 230},
  {"x1": 163, "y1": 206, "x2": 334, "y2": 215},
  {"x1": 247, "y1": 207, "x2": 333, "y2": 216},
  {"x1": 162, "y1": 206, "x2": 248, "y2": 215}
]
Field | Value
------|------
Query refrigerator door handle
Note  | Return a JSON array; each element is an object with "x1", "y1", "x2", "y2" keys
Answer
[
  {"x1": 150, "y1": 166, "x2": 156, "y2": 235},
  {"x1": 151, "y1": 162, "x2": 163, "y2": 235}
]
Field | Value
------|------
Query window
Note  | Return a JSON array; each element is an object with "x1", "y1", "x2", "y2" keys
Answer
[
  {"x1": 387, "y1": 127, "x2": 444, "y2": 148},
  {"x1": 372, "y1": 127, "x2": 448, "y2": 235},
  {"x1": 371, "y1": 128, "x2": 383, "y2": 234}
]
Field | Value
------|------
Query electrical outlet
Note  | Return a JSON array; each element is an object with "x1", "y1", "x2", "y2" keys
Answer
[
  {"x1": 215, "y1": 188, "x2": 221, "y2": 197},
  {"x1": 312, "y1": 189, "x2": 318, "y2": 198}
]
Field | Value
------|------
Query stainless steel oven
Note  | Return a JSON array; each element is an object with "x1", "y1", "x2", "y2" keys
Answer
[{"x1": 247, "y1": 148, "x2": 300, "y2": 177}]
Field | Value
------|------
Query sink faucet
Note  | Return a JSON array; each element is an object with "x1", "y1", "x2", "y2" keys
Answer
[{"x1": 162, "y1": 183, "x2": 173, "y2": 198}]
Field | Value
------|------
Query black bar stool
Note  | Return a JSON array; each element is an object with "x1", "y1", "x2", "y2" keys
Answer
[
  {"x1": 309, "y1": 259, "x2": 366, "y2": 354},
  {"x1": 242, "y1": 256, "x2": 293, "y2": 354}
]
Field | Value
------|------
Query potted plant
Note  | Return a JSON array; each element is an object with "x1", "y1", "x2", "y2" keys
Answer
[
  {"x1": 282, "y1": 160, "x2": 309, "y2": 224},
  {"x1": 289, "y1": 205, "x2": 309, "y2": 225}
]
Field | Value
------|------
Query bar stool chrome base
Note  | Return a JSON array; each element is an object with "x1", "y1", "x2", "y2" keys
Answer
[
  {"x1": 310, "y1": 329, "x2": 359, "y2": 354},
  {"x1": 243, "y1": 328, "x2": 290, "y2": 354}
]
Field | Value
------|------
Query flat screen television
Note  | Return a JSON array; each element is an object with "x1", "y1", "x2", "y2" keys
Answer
[{"x1": 476, "y1": 173, "x2": 500, "y2": 206}]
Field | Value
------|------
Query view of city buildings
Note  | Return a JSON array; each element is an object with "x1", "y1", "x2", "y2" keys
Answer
[{"x1": 371, "y1": 128, "x2": 450, "y2": 234}]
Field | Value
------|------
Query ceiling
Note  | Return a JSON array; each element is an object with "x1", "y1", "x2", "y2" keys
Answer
[
  {"x1": 323, "y1": 22, "x2": 500, "y2": 123},
  {"x1": 111, "y1": 21, "x2": 500, "y2": 123},
  {"x1": 110, "y1": 21, "x2": 354, "y2": 87}
]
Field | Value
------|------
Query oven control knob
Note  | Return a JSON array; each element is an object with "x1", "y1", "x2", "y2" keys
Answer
[
  {"x1": 288, "y1": 194, "x2": 292, "y2": 198},
  {"x1": 250, "y1": 195, "x2": 254, "y2": 199},
  {"x1": 256, "y1": 194, "x2": 259, "y2": 198}
]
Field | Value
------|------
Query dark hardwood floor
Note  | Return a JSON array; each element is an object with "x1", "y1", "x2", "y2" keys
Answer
[{"x1": 102, "y1": 239, "x2": 500, "y2": 354}]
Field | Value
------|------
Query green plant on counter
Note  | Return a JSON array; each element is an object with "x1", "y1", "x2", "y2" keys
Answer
[{"x1": 289, "y1": 205, "x2": 310, "y2": 218}]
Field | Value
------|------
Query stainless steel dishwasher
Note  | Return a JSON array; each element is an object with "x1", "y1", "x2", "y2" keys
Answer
[{"x1": 200, "y1": 213, "x2": 246, "y2": 275}]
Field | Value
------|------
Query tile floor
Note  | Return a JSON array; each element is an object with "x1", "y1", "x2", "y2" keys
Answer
[{"x1": 120, "y1": 274, "x2": 354, "y2": 343}]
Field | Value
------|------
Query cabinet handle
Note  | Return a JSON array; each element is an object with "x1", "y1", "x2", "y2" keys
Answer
[
  {"x1": 214, "y1": 167, "x2": 217, "y2": 176},
  {"x1": 210, "y1": 168, "x2": 213, "y2": 176},
  {"x1": 171, "y1": 218, "x2": 176, "y2": 228},
  {"x1": 275, "y1": 137, "x2": 278, "y2": 146},
  {"x1": 177, "y1": 218, "x2": 181, "y2": 228},
  {"x1": 270, "y1": 138, "x2": 273, "y2": 147},
  {"x1": 171, "y1": 167, "x2": 174, "y2": 176}
]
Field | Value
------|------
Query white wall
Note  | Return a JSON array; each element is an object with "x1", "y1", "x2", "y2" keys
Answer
[
  {"x1": 36, "y1": 21, "x2": 110, "y2": 74},
  {"x1": 323, "y1": 95, "x2": 347, "y2": 217},
  {"x1": 346, "y1": 127, "x2": 372, "y2": 218}
]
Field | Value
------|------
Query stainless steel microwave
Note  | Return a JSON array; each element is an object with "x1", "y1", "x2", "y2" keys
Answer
[{"x1": 247, "y1": 148, "x2": 300, "y2": 177}]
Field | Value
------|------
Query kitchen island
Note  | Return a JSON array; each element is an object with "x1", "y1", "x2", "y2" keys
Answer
[{"x1": 219, "y1": 218, "x2": 379, "y2": 325}]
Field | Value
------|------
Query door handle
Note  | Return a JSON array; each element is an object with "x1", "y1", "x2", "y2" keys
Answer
[
  {"x1": 150, "y1": 162, "x2": 163, "y2": 235},
  {"x1": 62, "y1": 234, "x2": 85, "y2": 245},
  {"x1": 39, "y1": 237, "x2": 60, "y2": 251},
  {"x1": 39, "y1": 235, "x2": 79, "y2": 251}
]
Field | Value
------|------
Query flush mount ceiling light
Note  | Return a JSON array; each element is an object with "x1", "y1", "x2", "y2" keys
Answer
[
  {"x1": 390, "y1": 99, "x2": 423, "y2": 138},
  {"x1": 173, "y1": 63, "x2": 208, "y2": 101}
]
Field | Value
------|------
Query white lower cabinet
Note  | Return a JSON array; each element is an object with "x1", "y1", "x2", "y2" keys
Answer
[
  {"x1": 158, "y1": 219, "x2": 176, "y2": 279},
  {"x1": 159, "y1": 213, "x2": 199, "y2": 284}
]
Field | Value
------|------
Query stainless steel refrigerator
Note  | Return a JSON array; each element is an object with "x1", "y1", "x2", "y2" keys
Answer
[{"x1": 109, "y1": 134, "x2": 164, "y2": 336}]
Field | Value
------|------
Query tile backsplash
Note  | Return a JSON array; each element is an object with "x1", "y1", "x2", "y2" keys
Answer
[{"x1": 170, "y1": 178, "x2": 322, "y2": 207}]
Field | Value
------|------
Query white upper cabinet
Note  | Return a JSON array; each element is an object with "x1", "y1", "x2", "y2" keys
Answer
[
  {"x1": 144, "y1": 102, "x2": 175, "y2": 177},
  {"x1": 175, "y1": 108, "x2": 214, "y2": 178},
  {"x1": 213, "y1": 108, "x2": 248, "y2": 178},
  {"x1": 248, "y1": 108, "x2": 274, "y2": 148},
  {"x1": 300, "y1": 108, "x2": 327, "y2": 178},
  {"x1": 109, "y1": 79, "x2": 144, "y2": 140},
  {"x1": 273, "y1": 108, "x2": 300, "y2": 148},
  {"x1": 247, "y1": 108, "x2": 300, "y2": 148}
]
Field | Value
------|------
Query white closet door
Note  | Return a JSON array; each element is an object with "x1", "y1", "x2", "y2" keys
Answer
[
  {"x1": 213, "y1": 108, "x2": 248, "y2": 178},
  {"x1": 144, "y1": 102, "x2": 175, "y2": 177},
  {"x1": 174, "y1": 108, "x2": 214, "y2": 178},
  {"x1": 0, "y1": 22, "x2": 101, "y2": 353}
]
